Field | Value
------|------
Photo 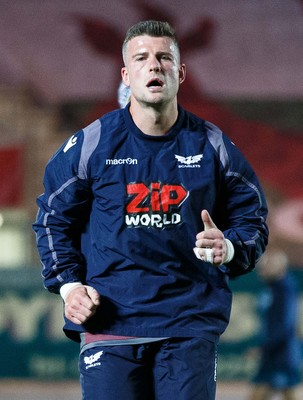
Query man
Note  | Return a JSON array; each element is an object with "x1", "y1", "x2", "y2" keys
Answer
[{"x1": 33, "y1": 20, "x2": 268, "y2": 400}]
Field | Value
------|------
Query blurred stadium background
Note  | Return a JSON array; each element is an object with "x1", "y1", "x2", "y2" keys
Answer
[{"x1": 0, "y1": 0, "x2": 303, "y2": 398}]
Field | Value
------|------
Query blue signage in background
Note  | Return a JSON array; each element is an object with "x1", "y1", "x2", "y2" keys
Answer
[
  {"x1": 0, "y1": 268, "x2": 302, "y2": 380},
  {"x1": 0, "y1": 269, "x2": 79, "y2": 379}
]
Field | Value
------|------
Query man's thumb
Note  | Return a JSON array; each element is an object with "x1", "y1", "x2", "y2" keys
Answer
[
  {"x1": 85, "y1": 286, "x2": 101, "y2": 306},
  {"x1": 201, "y1": 210, "x2": 217, "y2": 230}
]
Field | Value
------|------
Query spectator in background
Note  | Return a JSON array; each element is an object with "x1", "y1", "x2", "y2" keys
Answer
[
  {"x1": 117, "y1": 81, "x2": 131, "y2": 108},
  {"x1": 249, "y1": 246, "x2": 301, "y2": 400}
]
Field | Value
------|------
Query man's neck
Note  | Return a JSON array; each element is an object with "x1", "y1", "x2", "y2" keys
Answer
[{"x1": 129, "y1": 99, "x2": 178, "y2": 136}]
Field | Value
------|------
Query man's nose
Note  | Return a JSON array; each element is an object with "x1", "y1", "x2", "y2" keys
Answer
[{"x1": 149, "y1": 57, "x2": 161, "y2": 71}]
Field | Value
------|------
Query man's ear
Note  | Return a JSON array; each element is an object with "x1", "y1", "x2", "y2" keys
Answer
[
  {"x1": 121, "y1": 67, "x2": 130, "y2": 86},
  {"x1": 179, "y1": 64, "x2": 186, "y2": 85}
]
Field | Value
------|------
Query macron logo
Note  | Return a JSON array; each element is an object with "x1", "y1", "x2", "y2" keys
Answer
[
  {"x1": 106, "y1": 158, "x2": 138, "y2": 165},
  {"x1": 63, "y1": 135, "x2": 77, "y2": 153}
]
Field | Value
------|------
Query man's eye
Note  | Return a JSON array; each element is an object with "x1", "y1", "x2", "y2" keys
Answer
[{"x1": 161, "y1": 55, "x2": 173, "y2": 61}]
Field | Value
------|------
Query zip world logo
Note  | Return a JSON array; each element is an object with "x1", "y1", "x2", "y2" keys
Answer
[{"x1": 125, "y1": 182, "x2": 188, "y2": 228}]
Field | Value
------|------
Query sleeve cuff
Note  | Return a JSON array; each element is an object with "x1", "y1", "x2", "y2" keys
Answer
[
  {"x1": 224, "y1": 239, "x2": 235, "y2": 263},
  {"x1": 59, "y1": 282, "x2": 83, "y2": 302}
]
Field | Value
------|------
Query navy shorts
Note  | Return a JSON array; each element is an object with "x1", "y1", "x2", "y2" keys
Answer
[{"x1": 79, "y1": 337, "x2": 218, "y2": 400}]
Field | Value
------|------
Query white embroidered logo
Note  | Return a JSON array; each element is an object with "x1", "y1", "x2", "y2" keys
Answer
[
  {"x1": 175, "y1": 154, "x2": 203, "y2": 168},
  {"x1": 84, "y1": 350, "x2": 103, "y2": 369},
  {"x1": 106, "y1": 158, "x2": 138, "y2": 165},
  {"x1": 63, "y1": 135, "x2": 77, "y2": 153}
]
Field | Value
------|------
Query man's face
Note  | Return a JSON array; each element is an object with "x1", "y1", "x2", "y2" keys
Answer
[{"x1": 121, "y1": 35, "x2": 186, "y2": 106}]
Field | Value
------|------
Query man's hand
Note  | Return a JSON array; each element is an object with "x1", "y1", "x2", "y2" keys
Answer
[
  {"x1": 64, "y1": 285, "x2": 100, "y2": 325},
  {"x1": 193, "y1": 210, "x2": 229, "y2": 266}
]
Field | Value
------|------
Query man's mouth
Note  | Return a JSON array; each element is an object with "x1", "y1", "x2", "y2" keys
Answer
[{"x1": 146, "y1": 78, "x2": 164, "y2": 88}]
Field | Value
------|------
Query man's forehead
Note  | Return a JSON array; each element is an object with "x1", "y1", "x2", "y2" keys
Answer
[{"x1": 128, "y1": 35, "x2": 176, "y2": 53}]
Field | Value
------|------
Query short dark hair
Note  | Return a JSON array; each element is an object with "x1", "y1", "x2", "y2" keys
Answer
[{"x1": 122, "y1": 20, "x2": 179, "y2": 63}]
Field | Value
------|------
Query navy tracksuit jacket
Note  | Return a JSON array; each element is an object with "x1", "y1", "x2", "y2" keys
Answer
[{"x1": 33, "y1": 105, "x2": 268, "y2": 342}]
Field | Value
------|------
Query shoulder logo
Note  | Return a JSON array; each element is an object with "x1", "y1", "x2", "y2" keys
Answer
[
  {"x1": 63, "y1": 135, "x2": 77, "y2": 153},
  {"x1": 175, "y1": 154, "x2": 203, "y2": 168}
]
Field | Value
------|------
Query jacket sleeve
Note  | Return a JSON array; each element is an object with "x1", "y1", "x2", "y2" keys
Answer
[
  {"x1": 206, "y1": 122, "x2": 269, "y2": 277},
  {"x1": 32, "y1": 120, "x2": 101, "y2": 293}
]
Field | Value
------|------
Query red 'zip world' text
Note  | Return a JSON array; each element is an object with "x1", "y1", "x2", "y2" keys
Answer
[{"x1": 125, "y1": 182, "x2": 188, "y2": 228}]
